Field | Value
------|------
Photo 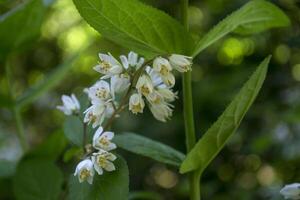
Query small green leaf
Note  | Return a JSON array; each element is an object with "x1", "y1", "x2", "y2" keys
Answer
[
  {"x1": 63, "y1": 116, "x2": 94, "y2": 146},
  {"x1": 180, "y1": 56, "x2": 271, "y2": 173},
  {"x1": 27, "y1": 131, "x2": 68, "y2": 160},
  {"x1": 16, "y1": 53, "x2": 81, "y2": 108},
  {"x1": 114, "y1": 132, "x2": 185, "y2": 167},
  {"x1": 0, "y1": 0, "x2": 50, "y2": 57},
  {"x1": 68, "y1": 156, "x2": 129, "y2": 200},
  {"x1": 192, "y1": 0, "x2": 290, "y2": 57},
  {"x1": 13, "y1": 159, "x2": 63, "y2": 200},
  {"x1": 64, "y1": 116, "x2": 84, "y2": 146},
  {"x1": 72, "y1": 0, "x2": 191, "y2": 57}
]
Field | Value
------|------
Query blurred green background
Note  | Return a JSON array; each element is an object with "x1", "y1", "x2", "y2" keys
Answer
[{"x1": 0, "y1": 0, "x2": 299, "y2": 199}]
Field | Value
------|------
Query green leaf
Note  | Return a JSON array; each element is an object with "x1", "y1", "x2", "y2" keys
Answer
[
  {"x1": 72, "y1": 0, "x2": 191, "y2": 57},
  {"x1": 63, "y1": 116, "x2": 94, "y2": 146},
  {"x1": 114, "y1": 132, "x2": 185, "y2": 167},
  {"x1": 13, "y1": 159, "x2": 63, "y2": 200},
  {"x1": 68, "y1": 156, "x2": 129, "y2": 200},
  {"x1": 0, "y1": 0, "x2": 50, "y2": 57},
  {"x1": 192, "y1": 0, "x2": 290, "y2": 57},
  {"x1": 180, "y1": 56, "x2": 271, "y2": 173},
  {"x1": 16, "y1": 53, "x2": 80, "y2": 108},
  {"x1": 27, "y1": 131, "x2": 68, "y2": 160}
]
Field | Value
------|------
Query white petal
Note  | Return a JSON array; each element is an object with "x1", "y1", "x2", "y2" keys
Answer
[
  {"x1": 101, "y1": 131, "x2": 114, "y2": 140},
  {"x1": 120, "y1": 55, "x2": 129, "y2": 69},
  {"x1": 104, "y1": 161, "x2": 115, "y2": 172}
]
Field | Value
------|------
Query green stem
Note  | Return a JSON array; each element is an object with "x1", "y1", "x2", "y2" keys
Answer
[
  {"x1": 5, "y1": 57, "x2": 28, "y2": 152},
  {"x1": 180, "y1": 0, "x2": 201, "y2": 199},
  {"x1": 13, "y1": 107, "x2": 28, "y2": 151}
]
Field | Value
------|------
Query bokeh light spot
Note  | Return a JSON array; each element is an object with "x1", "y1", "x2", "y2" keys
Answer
[
  {"x1": 292, "y1": 64, "x2": 300, "y2": 81},
  {"x1": 257, "y1": 165, "x2": 277, "y2": 186}
]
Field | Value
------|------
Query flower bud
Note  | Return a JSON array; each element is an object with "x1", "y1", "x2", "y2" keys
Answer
[{"x1": 169, "y1": 54, "x2": 192, "y2": 72}]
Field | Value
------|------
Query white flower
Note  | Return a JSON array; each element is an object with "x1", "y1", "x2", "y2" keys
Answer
[
  {"x1": 157, "y1": 88, "x2": 177, "y2": 102},
  {"x1": 86, "y1": 80, "x2": 111, "y2": 102},
  {"x1": 120, "y1": 51, "x2": 144, "y2": 69},
  {"x1": 94, "y1": 53, "x2": 123, "y2": 79},
  {"x1": 149, "y1": 101, "x2": 173, "y2": 122},
  {"x1": 111, "y1": 74, "x2": 131, "y2": 96},
  {"x1": 92, "y1": 127, "x2": 116, "y2": 151},
  {"x1": 57, "y1": 94, "x2": 80, "y2": 115},
  {"x1": 92, "y1": 150, "x2": 117, "y2": 175},
  {"x1": 74, "y1": 159, "x2": 94, "y2": 184},
  {"x1": 169, "y1": 54, "x2": 192, "y2": 72},
  {"x1": 129, "y1": 93, "x2": 145, "y2": 114},
  {"x1": 84, "y1": 100, "x2": 115, "y2": 128},
  {"x1": 84, "y1": 103, "x2": 106, "y2": 128},
  {"x1": 136, "y1": 74, "x2": 153, "y2": 97},
  {"x1": 280, "y1": 183, "x2": 300, "y2": 200}
]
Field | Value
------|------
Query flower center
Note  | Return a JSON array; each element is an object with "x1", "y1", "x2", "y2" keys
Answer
[
  {"x1": 99, "y1": 136, "x2": 109, "y2": 147},
  {"x1": 99, "y1": 61, "x2": 112, "y2": 72},
  {"x1": 79, "y1": 169, "x2": 91, "y2": 180},
  {"x1": 160, "y1": 65, "x2": 169, "y2": 76}
]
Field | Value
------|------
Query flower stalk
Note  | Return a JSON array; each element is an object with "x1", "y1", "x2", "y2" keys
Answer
[{"x1": 180, "y1": 0, "x2": 201, "y2": 199}]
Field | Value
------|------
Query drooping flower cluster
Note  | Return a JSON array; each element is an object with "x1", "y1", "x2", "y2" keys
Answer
[{"x1": 57, "y1": 51, "x2": 192, "y2": 184}]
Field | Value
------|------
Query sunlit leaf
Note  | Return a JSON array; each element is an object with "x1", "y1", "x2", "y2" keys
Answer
[
  {"x1": 114, "y1": 132, "x2": 185, "y2": 167},
  {"x1": 180, "y1": 56, "x2": 271, "y2": 173},
  {"x1": 68, "y1": 156, "x2": 129, "y2": 200},
  {"x1": 0, "y1": 0, "x2": 51, "y2": 58},
  {"x1": 192, "y1": 0, "x2": 290, "y2": 57},
  {"x1": 72, "y1": 0, "x2": 191, "y2": 58},
  {"x1": 13, "y1": 159, "x2": 63, "y2": 200}
]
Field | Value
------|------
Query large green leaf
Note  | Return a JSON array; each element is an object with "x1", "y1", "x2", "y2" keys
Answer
[
  {"x1": 0, "y1": 0, "x2": 51, "y2": 57},
  {"x1": 13, "y1": 159, "x2": 63, "y2": 200},
  {"x1": 16, "y1": 53, "x2": 80, "y2": 108},
  {"x1": 192, "y1": 0, "x2": 290, "y2": 57},
  {"x1": 68, "y1": 156, "x2": 129, "y2": 200},
  {"x1": 180, "y1": 56, "x2": 271, "y2": 173},
  {"x1": 72, "y1": 0, "x2": 191, "y2": 57},
  {"x1": 114, "y1": 132, "x2": 185, "y2": 167}
]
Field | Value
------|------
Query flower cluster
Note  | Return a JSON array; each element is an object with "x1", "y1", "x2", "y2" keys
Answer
[
  {"x1": 57, "y1": 51, "x2": 192, "y2": 184},
  {"x1": 74, "y1": 127, "x2": 117, "y2": 184}
]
